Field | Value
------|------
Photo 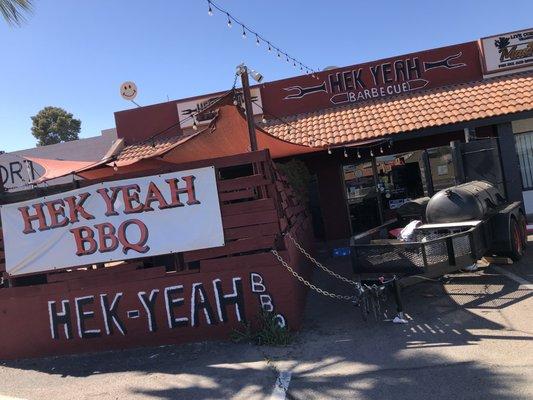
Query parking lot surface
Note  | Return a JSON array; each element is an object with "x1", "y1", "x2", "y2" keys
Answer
[{"x1": 0, "y1": 244, "x2": 532, "y2": 400}]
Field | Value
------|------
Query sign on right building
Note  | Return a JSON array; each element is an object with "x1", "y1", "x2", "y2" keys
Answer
[{"x1": 480, "y1": 27, "x2": 533, "y2": 77}]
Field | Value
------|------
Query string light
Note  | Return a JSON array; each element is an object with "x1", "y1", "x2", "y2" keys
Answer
[
  {"x1": 261, "y1": 116, "x2": 267, "y2": 124},
  {"x1": 344, "y1": 148, "x2": 348, "y2": 158},
  {"x1": 370, "y1": 149, "x2": 374, "y2": 157},
  {"x1": 192, "y1": 119, "x2": 198, "y2": 130},
  {"x1": 357, "y1": 149, "x2": 361, "y2": 158},
  {"x1": 113, "y1": 162, "x2": 118, "y2": 172},
  {"x1": 206, "y1": 0, "x2": 318, "y2": 75},
  {"x1": 327, "y1": 147, "x2": 332, "y2": 155},
  {"x1": 380, "y1": 146, "x2": 384, "y2": 154}
]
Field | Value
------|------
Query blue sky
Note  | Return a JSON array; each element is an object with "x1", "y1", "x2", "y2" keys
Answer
[{"x1": 0, "y1": 0, "x2": 531, "y2": 152}]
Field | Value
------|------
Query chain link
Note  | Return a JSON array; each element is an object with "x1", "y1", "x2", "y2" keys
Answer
[
  {"x1": 271, "y1": 249, "x2": 358, "y2": 301},
  {"x1": 285, "y1": 233, "x2": 362, "y2": 287}
]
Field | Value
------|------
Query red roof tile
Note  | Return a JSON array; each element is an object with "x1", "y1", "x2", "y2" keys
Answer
[{"x1": 263, "y1": 72, "x2": 533, "y2": 147}]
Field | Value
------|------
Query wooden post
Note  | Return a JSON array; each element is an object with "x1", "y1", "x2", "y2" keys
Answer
[{"x1": 239, "y1": 67, "x2": 258, "y2": 152}]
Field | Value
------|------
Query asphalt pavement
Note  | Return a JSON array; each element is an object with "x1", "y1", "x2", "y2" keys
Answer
[{"x1": 0, "y1": 241, "x2": 532, "y2": 400}]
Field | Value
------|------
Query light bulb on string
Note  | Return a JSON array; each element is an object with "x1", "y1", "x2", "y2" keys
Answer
[
  {"x1": 267, "y1": 42, "x2": 272, "y2": 51},
  {"x1": 380, "y1": 146, "x2": 384, "y2": 154},
  {"x1": 242, "y1": 26, "x2": 246, "y2": 39},
  {"x1": 255, "y1": 35, "x2": 260, "y2": 46},
  {"x1": 261, "y1": 116, "x2": 267, "y2": 124},
  {"x1": 327, "y1": 147, "x2": 332, "y2": 155},
  {"x1": 192, "y1": 120, "x2": 198, "y2": 131},
  {"x1": 357, "y1": 150, "x2": 361, "y2": 158},
  {"x1": 344, "y1": 148, "x2": 348, "y2": 158},
  {"x1": 207, "y1": 1, "x2": 213, "y2": 16},
  {"x1": 370, "y1": 149, "x2": 374, "y2": 157},
  {"x1": 286, "y1": 55, "x2": 290, "y2": 63},
  {"x1": 113, "y1": 162, "x2": 118, "y2": 172},
  {"x1": 277, "y1": 51, "x2": 281, "y2": 58},
  {"x1": 227, "y1": 13, "x2": 232, "y2": 28}
]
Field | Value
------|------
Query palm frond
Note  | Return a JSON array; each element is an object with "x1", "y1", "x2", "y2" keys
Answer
[{"x1": 0, "y1": 0, "x2": 32, "y2": 26}]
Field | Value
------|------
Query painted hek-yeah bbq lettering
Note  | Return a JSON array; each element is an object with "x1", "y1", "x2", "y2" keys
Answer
[
  {"x1": 17, "y1": 176, "x2": 199, "y2": 256},
  {"x1": 47, "y1": 272, "x2": 286, "y2": 340}
]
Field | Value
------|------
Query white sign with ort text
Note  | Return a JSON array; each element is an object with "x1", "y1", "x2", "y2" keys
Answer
[{"x1": 1, "y1": 167, "x2": 224, "y2": 277}]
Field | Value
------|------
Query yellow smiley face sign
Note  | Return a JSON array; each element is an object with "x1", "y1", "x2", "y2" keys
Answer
[{"x1": 120, "y1": 81, "x2": 137, "y2": 101}]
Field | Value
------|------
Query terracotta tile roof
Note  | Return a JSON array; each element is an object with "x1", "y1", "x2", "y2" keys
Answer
[
  {"x1": 117, "y1": 134, "x2": 190, "y2": 164},
  {"x1": 262, "y1": 72, "x2": 533, "y2": 147}
]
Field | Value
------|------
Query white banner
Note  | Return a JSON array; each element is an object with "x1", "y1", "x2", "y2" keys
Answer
[
  {"x1": 1, "y1": 167, "x2": 224, "y2": 276},
  {"x1": 480, "y1": 28, "x2": 533, "y2": 76}
]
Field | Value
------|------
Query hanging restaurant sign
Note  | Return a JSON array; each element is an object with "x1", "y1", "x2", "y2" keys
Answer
[
  {"x1": 0, "y1": 167, "x2": 224, "y2": 277},
  {"x1": 480, "y1": 28, "x2": 533, "y2": 76},
  {"x1": 260, "y1": 41, "x2": 483, "y2": 117}
]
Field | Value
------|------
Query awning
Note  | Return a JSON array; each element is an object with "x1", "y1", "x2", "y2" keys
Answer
[
  {"x1": 72, "y1": 105, "x2": 322, "y2": 181},
  {"x1": 23, "y1": 156, "x2": 99, "y2": 184},
  {"x1": 262, "y1": 72, "x2": 533, "y2": 146}
]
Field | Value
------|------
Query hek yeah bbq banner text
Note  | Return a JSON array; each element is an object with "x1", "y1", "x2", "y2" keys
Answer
[{"x1": 1, "y1": 167, "x2": 224, "y2": 277}]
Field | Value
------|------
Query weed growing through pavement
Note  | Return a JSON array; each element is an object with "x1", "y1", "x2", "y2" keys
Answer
[{"x1": 231, "y1": 311, "x2": 292, "y2": 346}]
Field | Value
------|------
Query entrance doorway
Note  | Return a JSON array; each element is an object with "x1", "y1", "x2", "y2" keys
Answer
[{"x1": 343, "y1": 149, "x2": 447, "y2": 236}]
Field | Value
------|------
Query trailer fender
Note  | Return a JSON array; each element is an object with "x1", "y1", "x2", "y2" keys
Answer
[{"x1": 488, "y1": 202, "x2": 526, "y2": 255}]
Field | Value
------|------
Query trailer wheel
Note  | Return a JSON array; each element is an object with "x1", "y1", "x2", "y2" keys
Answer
[
  {"x1": 518, "y1": 212, "x2": 528, "y2": 249},
  {"x1": 509, "y1": 216, "x2": 526, "y2": 262}
]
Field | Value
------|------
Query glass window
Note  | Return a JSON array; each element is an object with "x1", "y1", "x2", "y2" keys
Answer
[
  {"x1": 515, "y1": 131, "x2": 533, "y2": 190},
  {"x1": 427, "y1": 146, "x2": 455, "y2": 191},
  {"x1": 343, "y1": 162, "x2": 381, "y2": 235}
]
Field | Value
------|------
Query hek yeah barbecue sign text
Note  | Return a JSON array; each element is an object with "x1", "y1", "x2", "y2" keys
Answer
[
  {"x1": 0, "y1": 167, "x2": 224, "y2": 277},
  {"x1": 260, "y1": 42, "x2": 483, "y2": 117}
]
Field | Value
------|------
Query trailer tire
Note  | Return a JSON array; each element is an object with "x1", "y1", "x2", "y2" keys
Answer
[
  {"x1": 508, "y1": 216, "x2": 526, "y2": 262},
  {"x1": 518, "y1": 212, "x2": 528, "y2": 249}
]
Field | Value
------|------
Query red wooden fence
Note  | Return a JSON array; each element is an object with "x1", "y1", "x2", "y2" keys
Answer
[{"x1": 0, "y1": 150, "x2": 314, "y2": 359}]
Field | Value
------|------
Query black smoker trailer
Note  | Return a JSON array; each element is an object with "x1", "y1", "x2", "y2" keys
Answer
[{"x1": 350, "y1": 180, "x2": 527, "y2": 287}]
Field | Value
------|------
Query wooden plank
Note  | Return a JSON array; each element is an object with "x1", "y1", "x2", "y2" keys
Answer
[
  {"x1": 184, "y1": 235, "x2": 276, "y2": 262},
  {"x1": 200, "y1": 252, "x2": 280, "y2": 272},
  {"x1": 47, "y1": 262, "x2": 143, "y2": 283},
  {"x1": 219, "y1": 188, "x2": 255, "y2": 202},
  {"x1": 79, "y1": 151, "x2": 271, "y2": 187},
  {"x1": 66, "y1": 266, "x2": 167, "y2": 290},
  {"x1": 218, "y1": 174, "x2": 270, "y2": 192},
  {"x1": 222, "y1": 210, "x2": 278, "y2": 229},
  {"x1": 221, "y1": 198, "x2": 275, "y2": 216},
  {"x1": 224, "y1": 222, "x2": 280, "y2": 240}
]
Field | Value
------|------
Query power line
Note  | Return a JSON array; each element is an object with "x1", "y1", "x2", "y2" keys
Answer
[{"x1": 206, "y1": 0, "x2": 320, "y2": 78}]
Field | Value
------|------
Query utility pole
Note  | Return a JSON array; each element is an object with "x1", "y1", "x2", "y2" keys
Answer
[{"x1": 238, "y1": 64, "x2": 259, "y2": 152}]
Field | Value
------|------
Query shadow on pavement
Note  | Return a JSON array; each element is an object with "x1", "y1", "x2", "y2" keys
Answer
[{"x1": 1, "y1": 253, "x2": 532, "y2": 399}]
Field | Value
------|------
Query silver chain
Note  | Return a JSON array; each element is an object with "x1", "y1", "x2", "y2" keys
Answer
[
  {"x1": 285, "y1": 233, "x2": 362, "y2": 287},
  {"x1": 271, "y1": 249, "x2": 358, "y2": 301}
]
